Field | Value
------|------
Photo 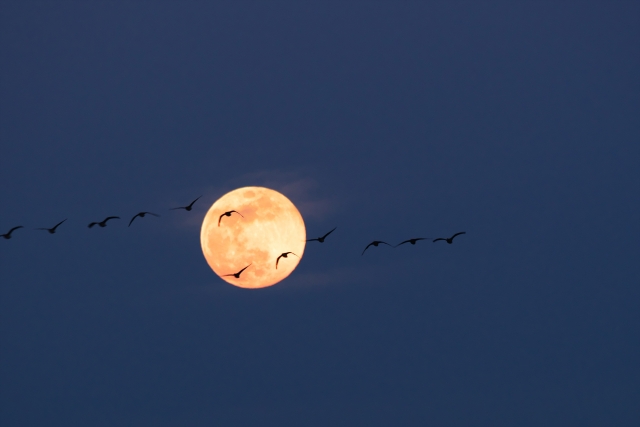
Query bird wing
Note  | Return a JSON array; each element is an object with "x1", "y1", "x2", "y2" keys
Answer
[
  {"x1": 218, "y1": 214, "x2": 224, "y2": 226},
  {"x1": 362, "y1": 243, "x2": 374, "y2": 255},
  {"x1": 451, "y1": 231, "x2": 466, "y2": 240},
  {"x1": 105, "y1": 216, "x2": 120, "y2": 222},
  {"x1": 379, "y1": 241, "x2": 392, "y2": 247},
  {"x1": 231, "y1": 210, "x2": 244, "y2": 218},
  {"x1": 321, "y1": 227, "x2": 337, "y2": 239},
  {"x1": 170, "y1": 206, "x2": 186, "y2": 210},
  {"x1": 88, "y1": 222, "x2": 97, "y2": 228},
  {"x1": 147, "y1": 212, "x2": 160, "y2": 217},
  {"x1": 305, "y1": 238, "x2": 320, "y2": 242},
  {"x1": 276, "y1": 255, "x2": 283, "y2": 269},
  {"x1": 433, "y1": 238, "x2": 445, "y2": 243},
  {"x1": 187, "y1": 196, "x2": 202, "y2": 208},
  {"x1": 128, "y1": 214, "x2": 140, "y2": 227},
  {"x1": 52, "y1": 219, "x2": 67, "y2": 229},
  {"x1": 8, "y1": 226, "x2": 23, "y2": 234},
  {"x1": 237, "y1": 263, "x2": 252, "y2": 275},
  {"x1": 396, "y1": 240, "x2": 411, "y2": 246}
]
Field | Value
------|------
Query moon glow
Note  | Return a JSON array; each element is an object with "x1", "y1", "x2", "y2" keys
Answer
[{"x1": 200, "y1": 187, "x2": 306, "y2": 289}]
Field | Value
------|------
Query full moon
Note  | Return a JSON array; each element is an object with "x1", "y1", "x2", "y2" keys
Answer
[{"x1": 200, "y1": 187, "x2": 306, "y2": 289}]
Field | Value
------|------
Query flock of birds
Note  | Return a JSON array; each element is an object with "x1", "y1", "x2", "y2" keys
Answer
[
  {"x1": 1, "y1": 194, "x2": 466, "y2": 279},
  {"x1": 208, "y1": 226, "x2": 466, "y2": 279},
  {"x1": 1, "y1": 196, "x2": 204, "y2": 239}
]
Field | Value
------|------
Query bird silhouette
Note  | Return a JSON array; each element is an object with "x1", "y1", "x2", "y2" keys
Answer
[
  {"x1": 395, "y1": 237, "x2": 430, "y2": 247},
  {"x1": 362, "y1": 240, "x2": 392, "y2": 255},
  {"x1": 218, "y1": 210, "x2": 244, "y2": 226},
  {"x1": 306, "y1": 227, "x2": 337, "y2": 243},
  {"x1": 276, "y1": 252, "x2": 298, "y2": 269},
  {"x1": 88, "y1": 216, "x2": 120, "y2": 228},
  {"x1": 129, "y1": 212, "x2": 160, "y2": 227},
  {"x1": 36, "y1": 219, "x2": 67, "y2": 234},
  {"x1": 433, "y1": 232, "x2": 466, "y2": 244},
  {"x1": 223, "y1": 263, "x2": 252, "y2": 279},
  {"x1": 1, "y1": 226, "x2": 23, "y2": 239},
  {"x1": 170, "y1": 196, "x2": 201, "y2": 211}
]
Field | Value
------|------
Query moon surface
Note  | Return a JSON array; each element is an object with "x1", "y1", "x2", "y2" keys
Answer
[{"x1": 200, "y1": 187, "x2": 306, "y2": 289}]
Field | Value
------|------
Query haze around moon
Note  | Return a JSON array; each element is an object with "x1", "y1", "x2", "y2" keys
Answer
[{"x1": 200, "y1": 187, "x2": 306, "y2": 289}]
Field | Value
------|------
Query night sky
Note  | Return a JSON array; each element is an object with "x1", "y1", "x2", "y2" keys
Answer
[{"x1": 1, "y1": 2, "x2": 639, "y2": 426}]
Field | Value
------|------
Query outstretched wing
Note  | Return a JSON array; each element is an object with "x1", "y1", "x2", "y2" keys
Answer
[
  {"x1": 187, "y1": 196, "x2": 202, "y2": 208},
  {"x1": 8, "y1": 226, "x2": 23, "y2": 234},
  {"x1": 432, "y1": 238, "x2": 445, "y2": 243},
  {"x1": 451, "y1": 231, "x2": 466, "y2": 240},
  {"x1": 321, "y1": 227, "x2": 337, "y2": 239},
  {"x1": 396, "y1": 239, "x2": 411, "y2": 247},
  {"x1": 276, "y1": 254, "x2": 283, "y2": 269},
  {"x1": 52, "y1": 219, "x2": 67, "y2": 230},
  {"x1": 218, "y1": 213, "x2": 224, "y2": 226},
  {"x1": 104, "y1": 216, "x2": 120, "y2": 223},
  {"x1": 88, "y1": 222, "x2": 97, "y2": 228},
  {"x1": 231, "y1": 210, "x2": 244, "y2": 218},
  {"x1": 362, "y1": 242, "x2": 374, "y2": 255},
  {"x1": 237, "y1": 263, "x2": 252, "y2": 275},
  {"x1": 128, "y1": 214, "x2": 140, "y2": 227},
  {"x1": 146, "y1": 212, "x2": 160, "y2": 217},
  {"x1": 305, "y1": 237, "x2": 320, "y2": 242}
]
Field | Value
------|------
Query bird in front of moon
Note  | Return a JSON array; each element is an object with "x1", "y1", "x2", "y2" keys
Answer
[
  {"x1": 362, "y1": 240, "x2": 393, "y2": 255},
  {"x1": 276, "y1": 252, "x2": 298, "y2": 269},
  {"x1": 433, "y1": 232, "x2": 466, "y2": 244},
  {"x1": 201, "y1": 187, "x2": 306, "y2": 289},
  {"x1": 223, "y1": 263, "x2": 252, "y2": 279},
  {"x1": 36, "y1": 219, "x2": 67, "y2": 234},
  {"x1": 218, "y1": 210, "x2": 244, "y2": 226},
  {"x1": 2, "y1": 226, "x2": 23, "y2": 239}
]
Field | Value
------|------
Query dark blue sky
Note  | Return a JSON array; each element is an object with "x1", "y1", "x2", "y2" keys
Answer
[{"x1": 1, "y1": 1, "x2": 639, "y2": 425}]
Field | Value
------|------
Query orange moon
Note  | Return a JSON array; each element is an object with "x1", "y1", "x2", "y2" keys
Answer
[{"x1": 200, "y1": 187, "x2": 306, "y2": 289}]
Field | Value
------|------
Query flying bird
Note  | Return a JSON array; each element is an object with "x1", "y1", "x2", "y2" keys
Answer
[
  {"x1": 170, "y1": 196, "x2": 202, "y2": 211},
  {"x1": 395, "y1": 237, "x2": 431, "y2": 247},
  {"x1": 223, "y1": 263, "x2": 252, "y2": 279},
  {"x1": 306, "y1": 227, "x2": 337, "y2": 243},
  {"x1": 36, "y1": 219, "x2": 67, "y2": 234},
  {"x1": 276, "y1": 252, "x2": 298, "y2": 269},
  {"x1": 362, "y1": 240, "x2": 392, "y2": 255},
  {"x1": 88, "y1": 216, "x2": 120, "y2": 228},
  {"x1": 433, "y1": 232, "x2": 466, "y2": 244},
  {"x1": 218, "y1": 210, "x2": 244, "y2": 226},
  {"x1": 129, "y1": 212, "x2": 160, "y2": 227},
  {"x1": 1, "y1": 226, "x2": 23, "y2": 239}
]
